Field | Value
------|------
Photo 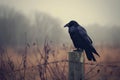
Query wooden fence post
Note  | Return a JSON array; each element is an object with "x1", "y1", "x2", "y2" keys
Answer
[{"x1": 69, "y1": 50, "x2": 84, "y2": 80}]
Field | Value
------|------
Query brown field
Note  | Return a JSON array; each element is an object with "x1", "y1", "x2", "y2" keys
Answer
[{"x1": 0, "y1": 43, "x2": 120, "y2": 80}]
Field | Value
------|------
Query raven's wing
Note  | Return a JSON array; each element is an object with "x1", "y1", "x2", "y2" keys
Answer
[
  {"x1": 77, "y1": 26, "x2": 93, "y2": 44},
  {"x1": 78, "y1": 26, "x2": 99, "y2": 57}
]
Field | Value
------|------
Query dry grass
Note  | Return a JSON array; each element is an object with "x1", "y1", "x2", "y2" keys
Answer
[
  {"x1": 0, "y1": 42, "x2": 69, "y2": 80},
  {"x1": 0, "y1": 43, "x2": 120, "y2": 80}
]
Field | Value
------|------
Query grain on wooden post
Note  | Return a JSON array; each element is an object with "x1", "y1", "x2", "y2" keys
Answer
[{"x1": 69, "y1": 50, "x2": 84, "y2": 80}]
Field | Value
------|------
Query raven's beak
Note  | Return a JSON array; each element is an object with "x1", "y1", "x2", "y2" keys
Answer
[{"x1": 64, "y1": 23, "x2": 68, "y2": 27}]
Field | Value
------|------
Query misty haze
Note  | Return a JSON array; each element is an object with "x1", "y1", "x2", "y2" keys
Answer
[
  {"x1": 0, "y1": 2, "x2": 120, "y2": 80},
  {"x1": 0, "y1": 6, "x2": 120, "y2": 47}
]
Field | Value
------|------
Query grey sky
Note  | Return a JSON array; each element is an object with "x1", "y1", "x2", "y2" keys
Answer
[{"x1": 0, "y1": 0, "x2": 120, "y2": 26}]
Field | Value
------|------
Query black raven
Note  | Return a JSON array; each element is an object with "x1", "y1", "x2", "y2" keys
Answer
[{"x1": 64, "y1": 20, "x2": 100, "y2": 61}]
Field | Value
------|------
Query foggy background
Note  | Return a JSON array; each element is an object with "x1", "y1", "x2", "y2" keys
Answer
[
  {"x1": 0, "y1": 0, "x2": 120, "y2": 47},
  {"x1": 0, "y1": 5, "x2": 120, "y2": 46},
  {"x1": 0, "y1": 1, "x2": 120, "y2": 80},
  {"x1": 0, "y1": 5, "x2": 66, "y2": 46}
]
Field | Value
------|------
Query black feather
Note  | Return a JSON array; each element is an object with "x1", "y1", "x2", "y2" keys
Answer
[
  {"x1": 64, "y1": 20, "x2": 100, "y2": 61},
  {"x1": 85, "y1": 49, "x2": 96, "y2": 61}
]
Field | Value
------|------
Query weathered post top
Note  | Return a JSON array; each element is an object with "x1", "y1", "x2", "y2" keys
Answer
[{"x1": 68, "y1": 50, "x2": 84, "y2": 80}]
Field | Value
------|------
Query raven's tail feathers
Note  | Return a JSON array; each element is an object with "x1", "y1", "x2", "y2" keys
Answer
[
  {"x1": 85, "y1": 49, "x2": 96, "y2": 61},
  {"x1": 90, "y1": 46, "x2": 100, "y2": 57}
]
